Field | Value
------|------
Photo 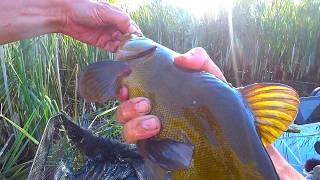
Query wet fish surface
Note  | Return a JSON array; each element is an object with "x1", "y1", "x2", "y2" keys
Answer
[{"x1": 79, "y1": 35, "x2": 300, "y2": 180}]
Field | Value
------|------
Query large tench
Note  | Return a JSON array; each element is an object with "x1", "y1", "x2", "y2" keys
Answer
[{"x1": 79, "y1": 34, "x2": 299, "y2": 180}]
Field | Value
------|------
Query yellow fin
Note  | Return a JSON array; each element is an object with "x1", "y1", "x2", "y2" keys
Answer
[{"x1": 238, "y1": 83, "x2": 300, "y2": 146}]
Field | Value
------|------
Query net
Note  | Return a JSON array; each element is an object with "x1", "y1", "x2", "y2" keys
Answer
[
  {"x1": 274, "y1": 123, "x2": 320, "y2": 174},
  {"x1": 28, "y1": 113, "x2": 145, "y2": 180}
]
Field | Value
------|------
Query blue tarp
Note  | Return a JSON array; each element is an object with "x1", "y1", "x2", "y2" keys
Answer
[{"x1": 274, "y1": 123, "x2": 320, "y2": 174}]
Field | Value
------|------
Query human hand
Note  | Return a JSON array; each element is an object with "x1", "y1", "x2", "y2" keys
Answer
[
  {"x1": 116, "y1": 47, "x2": 225, "y2": 143},
  {"x1": 0, "y1": 0, "x2": 140, "y2": 47},
  {"x1": 61, "y1": 0, "x2": 141, "y2": 52}
]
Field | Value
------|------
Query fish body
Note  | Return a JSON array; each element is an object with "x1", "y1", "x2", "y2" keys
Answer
[{"x1": 79, "y1": 35, "x2": 299, "y2": 180}]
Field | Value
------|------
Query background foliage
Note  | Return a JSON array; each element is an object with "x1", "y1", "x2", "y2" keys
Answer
[{"x1": 0, "y1": 0, "x2": 319, "y2": 178}]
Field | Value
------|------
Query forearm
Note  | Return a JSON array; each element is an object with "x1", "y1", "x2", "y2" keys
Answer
[
  {"x1": 266, "y1": 145, "x2": 304, "y2": 180},
  {"x1": 0, "y1": 0, "x2": 65, "y2": 44}
]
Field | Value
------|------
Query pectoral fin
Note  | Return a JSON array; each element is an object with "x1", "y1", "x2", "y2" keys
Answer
[
  {"x1": 79, "y1": 60, "x2": 131, "y2": 103},
  {"x1": 137, "y1": 138, "x2": 194, "y2": 171},
  {"x1": 238, "y1": 83, "x2": 300, "y2": 146},
  {"x1": 143, "y1": 159, "x2": 172, "y2": 180}
]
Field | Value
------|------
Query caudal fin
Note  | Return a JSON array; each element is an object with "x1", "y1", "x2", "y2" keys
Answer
[{"x1": 238, "y1": 83, "x2": 300, "y2": 146}]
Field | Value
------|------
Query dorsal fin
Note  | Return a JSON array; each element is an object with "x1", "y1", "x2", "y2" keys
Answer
[{"x1": 238, "y1": 83, "x2": 300, "y2": 146}]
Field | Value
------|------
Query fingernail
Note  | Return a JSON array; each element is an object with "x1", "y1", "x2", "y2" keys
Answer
[
  {"x1": 119, "y1": 86, "x2": 125, "y2": 95},
  {"x1": 112, "y1": 31, "x2": 121, "y2": 40},
  {"x1": 142, "y1": 117, "x2": 158, "y2": 130},
  {"x1": 135, "y1": 99, "x2": 150, "y2": 113}
]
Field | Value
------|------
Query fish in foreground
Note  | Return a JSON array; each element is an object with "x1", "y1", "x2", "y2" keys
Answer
[{"x1": 79, "y1": 34, "x2": 300, "y2": 180}]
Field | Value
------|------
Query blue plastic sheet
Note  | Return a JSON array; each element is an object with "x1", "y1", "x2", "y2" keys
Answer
[{"x1": 274, "y1": 123, "x2": 320, "y2": 174}]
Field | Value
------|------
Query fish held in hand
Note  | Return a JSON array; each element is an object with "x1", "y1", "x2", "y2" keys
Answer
[{"x1": 79, "y1": 35, "x2": 299, "y2": 180}]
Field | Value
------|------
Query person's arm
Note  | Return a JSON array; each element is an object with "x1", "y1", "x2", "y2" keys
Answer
[
  {"x1": 266, "y1": 145, "x2": 304, "y2": 180},
  {"x1": 0, "y1": 0, "x2": 63, "y2": 44},
  {"x1": 116, "y1": 47, "x2": 304, "y2": 179},
  {"x1": 0, "y1": 0, "x2": 140, "y2": 51}
]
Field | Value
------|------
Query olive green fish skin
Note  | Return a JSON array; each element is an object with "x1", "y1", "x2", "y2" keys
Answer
[{"x1": 118, "y1": 36, "x2": 279, "y2": 180}]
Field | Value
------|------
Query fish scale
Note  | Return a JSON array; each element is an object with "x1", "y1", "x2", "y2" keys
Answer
[
  {"x1": 79, "y1": 34, "x2": 299, "y2": 180},
  {"x1": 121, "y1": 46, "x2": 267, "y2": 179}
]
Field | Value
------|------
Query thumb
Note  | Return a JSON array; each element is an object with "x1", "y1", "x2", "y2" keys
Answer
[
  {"x1": 174, "y1": 47, "x2": 227, "y2": 82},
  {"x1": 174, "y1": 47, "x2": 207, "y2": 71}
]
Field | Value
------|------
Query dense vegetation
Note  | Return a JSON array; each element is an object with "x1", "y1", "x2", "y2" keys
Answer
[{"x1": 0, "y1": 0, "x2": 319, "y2": 178}]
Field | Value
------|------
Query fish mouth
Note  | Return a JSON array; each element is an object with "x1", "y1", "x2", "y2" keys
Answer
[{"x1": 117, "y1": 33, "x2": 144, "y2": 52}]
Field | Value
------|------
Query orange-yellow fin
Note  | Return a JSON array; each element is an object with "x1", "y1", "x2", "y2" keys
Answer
[{"x1": 237, "y1": 83, "x2": 300, "y2": 146}]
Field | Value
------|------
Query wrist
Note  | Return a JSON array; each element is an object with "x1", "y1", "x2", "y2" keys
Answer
[
  {"x1": 35, "y1": 0, "x2": 68, "y2": 33},
  {"x1": 15, "y1": 0, "x2": 67, "y2": 33},
  {"x1": 0, "y1": 0, "x2": 68, "y2": 44}
]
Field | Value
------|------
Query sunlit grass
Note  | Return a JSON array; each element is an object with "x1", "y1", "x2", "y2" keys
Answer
[
  {"x1": 132, "y1": 0, "x2": 320, "y2": 87},
  {"x1": 0, "y1": 34, "x2": 115, "y2": 178}
]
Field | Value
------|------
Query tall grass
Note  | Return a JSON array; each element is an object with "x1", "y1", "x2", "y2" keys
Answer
[
  {"x1": 0, "y1": 0, "x2": 320, "y2": 178},
  {"x1": 130, "y1": 0, "x2": 320, "y2": 88},
  {"x1": 0, "y1": 35, "x2": 114, "y2": 178}
]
